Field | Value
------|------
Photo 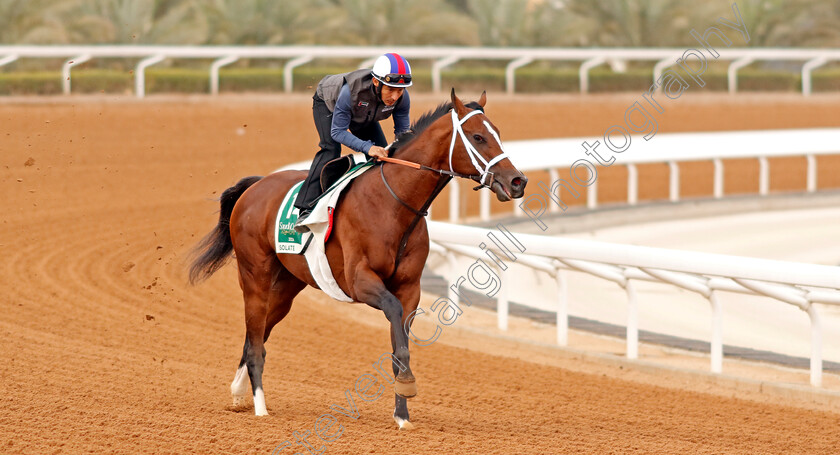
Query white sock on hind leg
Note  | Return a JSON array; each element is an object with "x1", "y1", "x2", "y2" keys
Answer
[{"x1": 231, "y1": 365, "x2": 249, "y2": 406}]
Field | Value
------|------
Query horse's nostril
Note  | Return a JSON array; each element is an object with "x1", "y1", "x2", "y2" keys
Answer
[{"x1": 511, "y1": 177, "x2": 523, "y2": 188}]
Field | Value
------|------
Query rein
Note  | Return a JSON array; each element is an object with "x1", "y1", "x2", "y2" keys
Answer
[
  {"x1": 378, "y1": 159, "x2": 451, "y2": 281},
  {"x1": 377, "y1": 156, "x2": 493, "y2": 190},
  {"x1": 378, "y1": 156, "x2": 487, "y2": 187}
]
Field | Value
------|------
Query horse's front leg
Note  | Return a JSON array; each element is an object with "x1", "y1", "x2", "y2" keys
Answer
[
  {"x1": 352, "y1": 269, "x2": 417, "y2": 401},
  {"x1": 387, "y1": 281, "x2": 422, "y2": 430}
]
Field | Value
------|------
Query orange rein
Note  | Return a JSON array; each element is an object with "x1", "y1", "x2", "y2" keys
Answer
[
  {"x1": 376, "y1": 156, "x2": 423, "y2": 170},
  {"x1": 375, "y1": 155, "x2": 492, "y2": 189}
]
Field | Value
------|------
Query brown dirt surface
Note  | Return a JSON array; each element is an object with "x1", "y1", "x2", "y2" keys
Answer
[{"x1": 2, "y1": 92, "x2": 840, "y2": 454}]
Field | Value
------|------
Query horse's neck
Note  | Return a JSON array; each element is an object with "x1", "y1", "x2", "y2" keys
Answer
[
  {"x1": 384, "y1": 125, "x2": 452, "y2": 209},
  {"x1": 392, "y1": 123, "x2": 450, "y2": 171}
]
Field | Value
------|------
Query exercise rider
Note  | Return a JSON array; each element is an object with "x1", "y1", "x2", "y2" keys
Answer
[{"x1": 293, "y1": 53, "x2": 413, "y2": 233}]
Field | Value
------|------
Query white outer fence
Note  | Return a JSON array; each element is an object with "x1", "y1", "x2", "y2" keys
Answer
[
  {"x1": 2, "y1": 45, "x2": 840, "y2": 97},
  {"x1": 426, "y1": 221, "x2": 840, "y2": 387}
]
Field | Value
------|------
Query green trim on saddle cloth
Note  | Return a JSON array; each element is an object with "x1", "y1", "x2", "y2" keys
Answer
[{"x1": 275, "y1": 181, "x2": 305, "y2": 254}]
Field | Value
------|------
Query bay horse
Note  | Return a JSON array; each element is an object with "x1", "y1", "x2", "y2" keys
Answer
[{"x1": 189, "y1": 90, "x2": 527, "y2": 430}]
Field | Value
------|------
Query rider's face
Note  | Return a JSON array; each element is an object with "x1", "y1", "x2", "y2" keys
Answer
[{"x1": 374, "y1": 79, "x2": 405, "y2": 106}]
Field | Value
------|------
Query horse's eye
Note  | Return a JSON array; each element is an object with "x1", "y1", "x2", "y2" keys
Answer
[{"x1": 472, "y1": 134, "x2": 485, "y2": 143}]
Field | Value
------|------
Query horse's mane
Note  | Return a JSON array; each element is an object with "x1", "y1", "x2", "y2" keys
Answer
[{"x1": 390, "y1": 100, "x2": 484, "y2": 155}]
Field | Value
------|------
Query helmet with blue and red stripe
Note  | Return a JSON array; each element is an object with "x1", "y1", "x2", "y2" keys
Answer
[{"x1": 371, "y1": 53, "x2": 412, "y2": 88}]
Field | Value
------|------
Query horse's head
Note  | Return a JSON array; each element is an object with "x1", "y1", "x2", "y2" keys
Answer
[{"x1": 447, "y1": 89, "x2": 527, "y2": 201}]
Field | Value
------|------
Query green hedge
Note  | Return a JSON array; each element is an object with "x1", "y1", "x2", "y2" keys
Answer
[{"x1": 0, "y1": 67, "x2": 833, "y2": 95}]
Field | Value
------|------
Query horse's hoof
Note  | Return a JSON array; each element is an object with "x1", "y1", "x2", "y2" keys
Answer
[
  {"x1": 393, "y1": 415, "x2": 415, "y2": 430},
  {"x1": 394, "y1": 379, "x2": 417, "y2": 399},
  {"x1": 255, "y1": 410, "x2": 269, "y2": 417},
  {"x1": 232, "y1": 395, "x2": 247, "y2": 407}
]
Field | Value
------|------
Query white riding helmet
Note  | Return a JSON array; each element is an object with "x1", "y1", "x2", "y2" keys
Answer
[{"x1": 371, "y1": 53, "x2": 413, "y2": 88}]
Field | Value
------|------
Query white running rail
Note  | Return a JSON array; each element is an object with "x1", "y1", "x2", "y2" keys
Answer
[
  {"x1": 279, "y1": 128, "x2": 840, "y2": 223},
  {"x1": 483, "y1": 128, "x2": 840, "y2": 223},
  {"x1": 426, "y1": 221, "x2": 840, "y2": 387},
  {"x1": 1, "y1": 45, "x2": 839, "y2": 96}
]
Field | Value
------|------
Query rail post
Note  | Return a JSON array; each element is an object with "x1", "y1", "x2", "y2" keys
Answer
[
  {"x1": 728, "y1": 56, "x2": 754, "y2": 94},
  {"x1": 135, "y1": 54, "x2": 166, "y2": 98},
  {"x1": 669, "y1": 161, "x2": 680, "y2": 202},
  {"x1": 432, "y1": 55, "x2": 459, "y2": 94},
  {"x1": 627, "y1": 163, "x2": 638, "y2": 205},
  {"x1": 556, "y1": 269, "x2": 568, "y2": 346},
  {"x1": 802, "y1": 56, "x2": 828, "y2": 96},
  {"x1": 806, "y1": 154, "x2": 817, "y2": 192},
  {"x1": 713, "y1": 158, "x2": 724, "y2": 199},
  {"x1": 284, "y1": 55, "x2": 313, "y2": 93},
  {"x1": 808, "y1": 304, "x2": 823, "y2": 387},
  {"x1": 210, "y1": 55, "x2": 239, "y2": 95},
  {"x1": 758, "y1": 156, "x2": 770, "y2": 195},
  {"x1": 625, "y1": 279, "x2": 639, "y2": 360},
  {"x1": 709, "y1": 290, "x2": 723, "y2": 374},
  {"x1": 62, "y1": 54, "x2": 92, "y2": 95}
]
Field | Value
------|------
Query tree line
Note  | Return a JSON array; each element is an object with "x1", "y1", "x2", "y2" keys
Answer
[{"x1": 1, "y1": 0, "x2": 838, "y2": 48}]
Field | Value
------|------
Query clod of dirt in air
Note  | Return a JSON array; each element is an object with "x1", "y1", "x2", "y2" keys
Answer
[
  {"x1": 24, "y1": 158, "x2": 35, "y2": 166},
  {"x1": 145, "y1": 314, "x2": 155, "y2": 321},
  {"x1": 156, "y1": 245, "x2": 163, "y2": 250},
  {"x1": 16, "y1": 178, "x2": 23, "y2": 182},
  {"x1": 122, "y1": 261, "x2": 135, "y2": 272}
]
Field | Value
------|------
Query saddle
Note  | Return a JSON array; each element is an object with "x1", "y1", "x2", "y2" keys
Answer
[{"x1": 320, "y1": 155, "x2": 357, "y2": 193}]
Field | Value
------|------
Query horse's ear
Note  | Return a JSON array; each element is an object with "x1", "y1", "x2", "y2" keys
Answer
[
  {"x1": 478, "y1": 91, "x2": 487, "y2": 108},
  {"x1": 450, "y1": 88, "x2": 467, "y2": 115}
]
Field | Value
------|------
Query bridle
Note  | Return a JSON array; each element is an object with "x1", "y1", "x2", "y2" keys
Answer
[
  {"x1": 379, "y1": 107, "x2": 510, "y2": 196},
  {"x1": 448, "y1": 109, "x2": 510, "y2": 189},
  {"x1": 377, "y1": 107, "x2": 510, "y2": 280}
]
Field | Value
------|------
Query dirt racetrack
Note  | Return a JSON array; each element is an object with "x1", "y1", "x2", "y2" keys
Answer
[{"x1": 2, "y1": 92, "x2": 840, "y2": 454}]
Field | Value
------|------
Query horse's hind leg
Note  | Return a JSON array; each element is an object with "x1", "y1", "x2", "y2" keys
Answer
[
  {"x1": 263, "y1": 266, "x2": 306, "y2": 343},
  {"x1": 231, "y1": 256, "x2": 306, "y2": 415},
  {"x1": 231, "y1": 337, "x2": 252, "y2": 407},
  {"x1": 228, "y1": 252, "x2": 275, "y2": 416}
]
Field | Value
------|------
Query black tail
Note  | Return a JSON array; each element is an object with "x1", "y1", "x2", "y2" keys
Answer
[{"x1": 189, "y1": 176, "x2": 262, "y2": 285}]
